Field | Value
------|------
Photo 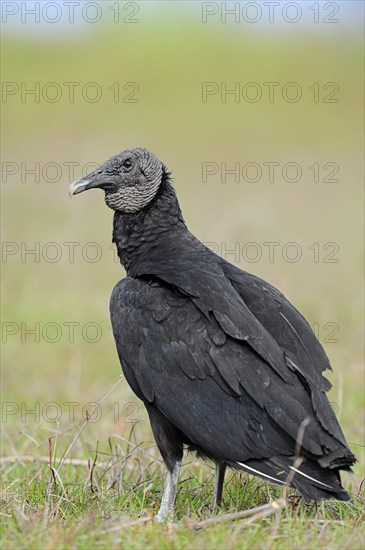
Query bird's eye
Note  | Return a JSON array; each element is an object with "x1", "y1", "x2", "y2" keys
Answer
[{"x1": 123, "y1": 159, "x2": 133, "y2": 170}]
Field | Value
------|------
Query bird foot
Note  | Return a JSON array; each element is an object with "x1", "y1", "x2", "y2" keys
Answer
[{"x1": 155, "y1": 506, "x2": 174, "y2": 523}]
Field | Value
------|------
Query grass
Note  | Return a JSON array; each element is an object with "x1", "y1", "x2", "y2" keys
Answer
[
  {"x1": 1, "y1": 424, "x2": 364, "y2": 550},
  {"x1": 1, "y1": 6, "x2": 364, "y2": 549},
  {"x1": 1, "y1": 377, "x2": 364, "y2": 549}
]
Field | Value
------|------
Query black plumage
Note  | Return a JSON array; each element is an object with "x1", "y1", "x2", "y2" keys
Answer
[{"x1": 69, "y1": 148, "x2": 356, "y2": 520}]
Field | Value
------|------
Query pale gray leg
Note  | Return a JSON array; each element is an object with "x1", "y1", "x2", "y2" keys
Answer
[
  {"x1": 212, "y1": 462, "x2": 227, "y2": 509},
  {"x1": 156, "y1": 461, "x2": 181, "y2": 523}
]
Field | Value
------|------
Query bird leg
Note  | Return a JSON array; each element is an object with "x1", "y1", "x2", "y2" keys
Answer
[
  {"x1": 156, "y1": 461, "x2": 181, "y2": 523},
  {"x1": 212, "y1": 462, "x2": 227, "y2": 510}
]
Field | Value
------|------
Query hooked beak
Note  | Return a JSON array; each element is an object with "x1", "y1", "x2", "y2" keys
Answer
[
  {"x1": 68, "y1": 166, "x2": 111, "y2": 198},
  {"x1": 68, "y1": 178, "x2": 93, "y2": 198}
]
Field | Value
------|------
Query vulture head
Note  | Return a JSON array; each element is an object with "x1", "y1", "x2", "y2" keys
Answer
[{"x1": 68, "y1": 148, "x2": 165, "y2": 213}]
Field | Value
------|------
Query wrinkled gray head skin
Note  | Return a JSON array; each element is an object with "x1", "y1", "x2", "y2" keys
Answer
[{"x1": 69, "y1": 148, "x2": 164, "y2": 213}]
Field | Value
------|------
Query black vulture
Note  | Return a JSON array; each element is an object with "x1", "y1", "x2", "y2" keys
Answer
[{"x1": 69, "y1": 147, "x2": 356, "y2": 521}]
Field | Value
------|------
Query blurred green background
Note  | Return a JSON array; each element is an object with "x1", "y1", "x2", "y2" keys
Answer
[{"x1": 1, "y1": 1, "x2": 364, "y2": 486}]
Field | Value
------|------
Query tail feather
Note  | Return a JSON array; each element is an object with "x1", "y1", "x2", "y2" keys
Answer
[
  {"x1": 237, "y1": 461, "x2": 286, "y2": 485},
  {"x1": 234, "y1": 456, "x2": 350, "y2": 502}
]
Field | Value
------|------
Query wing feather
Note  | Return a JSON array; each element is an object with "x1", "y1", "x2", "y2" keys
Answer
[{"x1": 110, "y1": 275, "x2": 355, "y2": 468}]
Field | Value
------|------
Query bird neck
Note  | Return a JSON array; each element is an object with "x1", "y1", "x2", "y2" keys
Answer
[{"x1": 112, "y1": 175, "x2": 187, "y2": 274}]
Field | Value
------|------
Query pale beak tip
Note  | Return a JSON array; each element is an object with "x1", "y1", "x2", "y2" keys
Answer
[
  {"x1": 68, "y1": 181, "x2": 76, "y2": 198},
  {"x1": 68, "y1": 179, "x2": 89, "y2": 198}
]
